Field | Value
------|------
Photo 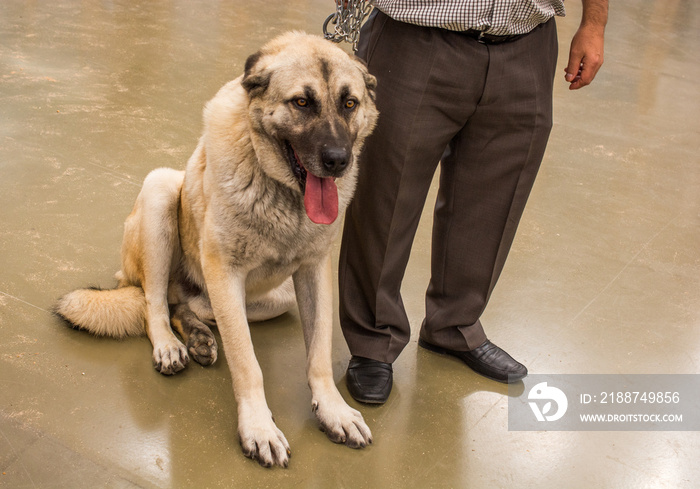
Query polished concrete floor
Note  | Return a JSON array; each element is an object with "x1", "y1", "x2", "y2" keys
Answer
[{"x1": 1, "y1": 1, "x2": 699, "y2": 487}]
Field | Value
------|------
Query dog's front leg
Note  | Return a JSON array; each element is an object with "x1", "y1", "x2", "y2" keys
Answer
[
  {"x1": 293, "y1": 254, "x2": 372, "y2": 449},
  {"x1": 202, "y1": 247, "x2": 291, "y2": 468}
]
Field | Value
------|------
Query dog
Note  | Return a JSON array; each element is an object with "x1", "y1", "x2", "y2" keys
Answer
[{"x1": 54, "y1": 32, "x2": 378, "y2": 468}]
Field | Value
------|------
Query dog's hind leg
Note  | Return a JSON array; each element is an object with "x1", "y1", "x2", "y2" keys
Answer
[
  {"x1": 122, "y1": 168, "x2": 189, "y2": 375},
  {"x1": 171, "y1": 303, "x2": 218, "y2": 366}
]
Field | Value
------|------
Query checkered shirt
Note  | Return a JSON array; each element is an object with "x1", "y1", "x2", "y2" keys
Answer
[{"x1": 372, "y1": 0, "x2": 566, "y2": 35}]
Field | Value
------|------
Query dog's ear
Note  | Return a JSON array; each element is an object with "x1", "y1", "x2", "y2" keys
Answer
[
  {"x1": 242, "y1": 51, "x2": 271, "y2": 97},
  {"x1": 353, "y1": 57, "x2": 377, "y2": 101}
]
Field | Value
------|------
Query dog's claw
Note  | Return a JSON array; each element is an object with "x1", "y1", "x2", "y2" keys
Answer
[
  {"x1": 152, "y1": 339, "x2": 189, "y2": 375},
  {"x1": 313, "y1": 396, "x2": 373, "y2": 450},
  {"x1": 238, "y1": 410, "x2": 291, "y2": 468}
]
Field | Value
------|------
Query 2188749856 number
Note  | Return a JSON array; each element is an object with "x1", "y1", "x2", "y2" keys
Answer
[{"x1": 597, "y1": 392, "x2": 681, "y2": 404}]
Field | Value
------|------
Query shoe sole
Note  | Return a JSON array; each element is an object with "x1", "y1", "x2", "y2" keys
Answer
[
  {"x1": 351, "y1": 396, "x2": 388, "y2": 405},
  {"x1": 418, "y1": 338, "x2": 527, "y2": 384}
]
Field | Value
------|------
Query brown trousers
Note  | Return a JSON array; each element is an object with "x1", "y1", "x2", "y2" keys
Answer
[{"x1": 339, "y1": 11, "x2": 558, "y2": 363}]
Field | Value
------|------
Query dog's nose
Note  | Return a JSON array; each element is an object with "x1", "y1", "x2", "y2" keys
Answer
[{"x1": 321, "y1": 147, "x2": 349, "y2": 172}]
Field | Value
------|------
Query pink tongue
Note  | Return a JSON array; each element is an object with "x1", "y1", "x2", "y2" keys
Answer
[{"x1": 304, "y1": 173, "x2": 339, "y2": 224}]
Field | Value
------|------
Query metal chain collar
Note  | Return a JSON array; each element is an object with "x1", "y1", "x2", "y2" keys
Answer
[{"x1": 323, "y1": 0, "x2": 374, "y2": 52}]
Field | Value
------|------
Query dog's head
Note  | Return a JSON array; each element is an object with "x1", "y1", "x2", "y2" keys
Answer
[{"x1": 241, "y1": 32, "x2": 378, "y2": 225}]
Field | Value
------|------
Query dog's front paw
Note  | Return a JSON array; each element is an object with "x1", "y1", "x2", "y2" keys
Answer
[
  {"x1": 152, "y1": 338, "x2": 189, "y2": 375},
  {"x1": 238, "y1": 409, "x2": 291, "y2": 468},
  {"x1": 312, "y1": 395, "x2": 373, "y2": 449},
  {"x1": 187, "y1": 327, "x2": 218, "y2": 366}
]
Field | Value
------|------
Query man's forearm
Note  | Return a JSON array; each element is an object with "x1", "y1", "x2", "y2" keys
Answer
[{"x1": 581, "y1": 0, "x2": 608, "y2": 30}]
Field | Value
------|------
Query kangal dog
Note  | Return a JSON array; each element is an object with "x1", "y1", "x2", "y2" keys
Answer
[{"x1": 55, "y1": 32, "x2": 378, "y2": 468}]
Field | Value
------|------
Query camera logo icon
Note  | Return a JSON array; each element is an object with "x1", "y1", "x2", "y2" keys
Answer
[{"x1": 528, "y1": 382, "x2": 568, "y2": 422}]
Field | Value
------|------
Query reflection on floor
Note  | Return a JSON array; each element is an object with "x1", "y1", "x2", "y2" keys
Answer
[{"x1": 1, "y1": 1, "x2": 699, "y2": 487}]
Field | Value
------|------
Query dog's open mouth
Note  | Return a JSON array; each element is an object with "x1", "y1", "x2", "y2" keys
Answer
[{"x1": 284, "y1": 141, "x2": 339, "y2": 225}]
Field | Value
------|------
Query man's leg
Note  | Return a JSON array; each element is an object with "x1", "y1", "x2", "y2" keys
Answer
[{"x1": 419, "y1": 19, "x2": 559, "y2": 381}]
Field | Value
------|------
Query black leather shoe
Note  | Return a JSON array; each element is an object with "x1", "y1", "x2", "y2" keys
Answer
[
  {"x1": 346, "y1": 356, "x2": 393, "y2": 404},
  {"x1": 418, "y1": 339, "x2": 527, "y2": 383}
]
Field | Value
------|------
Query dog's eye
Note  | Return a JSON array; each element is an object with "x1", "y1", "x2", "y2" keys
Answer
[
  {"x1": 294, "y1": 98, "x2": 308, "y2": 108},
  {"x1": 344, "y1": 99, "x2": 357, "y2": 110}
]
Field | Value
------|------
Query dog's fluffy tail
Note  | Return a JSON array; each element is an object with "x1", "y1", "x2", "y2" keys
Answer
[{"x1": 54, "y1": 286, "x2": 147, "y2": 338}]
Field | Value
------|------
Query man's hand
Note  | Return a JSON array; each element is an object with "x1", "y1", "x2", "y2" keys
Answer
[{"x1": 565, "y1": 0, "x2": 608, "y2": 90}]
